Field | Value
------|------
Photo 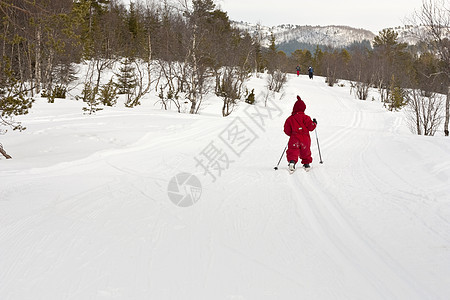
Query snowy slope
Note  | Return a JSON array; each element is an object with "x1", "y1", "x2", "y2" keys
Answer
[{"x1": 1, "y1": 74, "x2": 450, "y2": 299}]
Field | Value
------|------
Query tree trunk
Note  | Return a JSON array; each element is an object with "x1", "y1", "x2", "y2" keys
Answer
[
  {"x1": 45, "y1": 48, "x2": 54, "y2": 91},
  {"x1": 189, "y1": 98, "x2": 196, "y2": 114},
  {"x1": 0, "y1": 144, "x2": 12, "y2": 159},
  {"x1": 17, "y1": 43, "x2": 23, "y2": 84},
  {"x1": 147, "y1": 33, "x2": 152, "y2": 91},
  {"x1": 190, "y1": 27, "x2": 198, "y2": 114},
  {"x1": 445, "y1": 85, "x2": 450, "y2": 136},
  {"x1": 35, "y1": 28, "x2": 42, "y2": 94},
  {"x1": 222, "y1": 98, "x2": 229, "y2": 117},
  {"x1": 27, "y1": 43, "x2": 34, "y2": 96},
  {"x1": 2, "y1": 23, "x2": 7, "y2": 60}
]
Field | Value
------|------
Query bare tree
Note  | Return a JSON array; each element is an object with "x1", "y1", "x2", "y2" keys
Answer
[
  {"x1": 217, "y1": 67, "x2": 240, "y2": 116},
  {"x1": 266, "y1": 69, "x2": 287, "y2": 93},
  {"x1": 125, "y1": 58, "x2": 153, "y2": 107},
  {"x1": 324, "y1": 51, "x2": 338, "y2": 86},
  {"x1": 78, "y1": 60, "x2": 102, "y2": 114},
  {"x1": 408, "y1": 0, "x2": 450, "y2": 136},
  {"x1": 405, "y1": 88, "x2": 444, "y2": 135},
  {"x1": 349, "y1": 50, "x2": 374, "y2": 101},
  {"x1": 171, "y1": 0, "x2": 214, "y2": 114}
]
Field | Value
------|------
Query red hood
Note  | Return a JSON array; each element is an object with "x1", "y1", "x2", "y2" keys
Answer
[{"x1": 292, "y1": 96, "x2": 306, "y2": 114}]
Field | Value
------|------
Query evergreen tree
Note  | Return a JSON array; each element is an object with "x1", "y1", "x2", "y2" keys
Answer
[
  {"x1": 265, "y1": 33, "x2": 278, "y2": 73},
  {"x1": 78, "y1": 83, "x2": 103, "y2": 114},
  {"x1": 115, "y1": 58, "x2": 137, "y2": 95},
  {"x1": 388, "y1": 75, "x2": 407, "y2": 111},
  {"x1": 372, "y1": 29, "x2": 409, "y2": 103},
  {"x1": 98, "y1": 79, "x2": 118, "y2": 106},
  {"x1": 373, "y1": 28, "x2": 399, "y2": 49},
  {"x1": 313, "y1": 46, "x2": 324, "y2": 75},
  {"x1": 0, "y1": 58, "x2": 34, "y2": 131},
  {"x1": 73, "y1": 0, "x2": 110, "y2": 58}
]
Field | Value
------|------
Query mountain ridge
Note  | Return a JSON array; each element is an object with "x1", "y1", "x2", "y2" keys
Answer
[
  {"x1": 232, "y1": 21, "x2": 422, "y2": 53},
  {"x1": 233, "y1": 21, "x2": 376, "y2": 49}
]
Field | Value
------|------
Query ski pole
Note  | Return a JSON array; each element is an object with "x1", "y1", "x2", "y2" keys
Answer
[
  {"x1": 274, "y1": 143, "x2": 288, "y2": 170},
  {"x1": 314, "y1": 128, "x2": 323, "y2": 164}
]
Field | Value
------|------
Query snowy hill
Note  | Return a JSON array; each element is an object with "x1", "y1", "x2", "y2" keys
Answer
[
  {"x1": 388, "y1": 24, "x2": 448, "y2": 45},
  {"x1": 1, "y1": 74, "x2": 450, "y2": 299},
  {"x1": 233, "y1": 22, "x2": 434, "y2": 53},
  {"x1": 233, "y1": 21, "x2": 375, "y2": 50}
]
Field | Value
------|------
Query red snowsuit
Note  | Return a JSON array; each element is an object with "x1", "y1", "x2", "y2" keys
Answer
[{"x1": 284, "y1": 97, "x2": 316, "y2": 165}]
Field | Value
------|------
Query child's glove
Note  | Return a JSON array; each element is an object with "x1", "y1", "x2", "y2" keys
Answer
[{"x1": 313, "y1": 118, "x2": 317, "y2": 124}]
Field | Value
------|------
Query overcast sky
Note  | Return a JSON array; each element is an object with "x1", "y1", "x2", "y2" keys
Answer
[{"x1": 216, "y1": 0, "x2": 425, "y2": 33}]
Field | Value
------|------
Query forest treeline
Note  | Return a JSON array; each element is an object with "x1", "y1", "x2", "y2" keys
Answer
[{"x1": 0, "y1": 0, "x2": 449, "y2": 136}]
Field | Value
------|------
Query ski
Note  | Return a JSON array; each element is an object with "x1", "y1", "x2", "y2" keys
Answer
[
  {"x1": 287, "y1": 165, "x2": 312, "y2": 174},
  {"x1": 288, "y1": 162, "x2": 296, "y2": 174}
]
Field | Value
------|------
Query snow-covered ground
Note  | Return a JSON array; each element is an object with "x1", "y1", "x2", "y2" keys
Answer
[{"x1": 1, "y1": 73, "x2": 449, "y2": 299}]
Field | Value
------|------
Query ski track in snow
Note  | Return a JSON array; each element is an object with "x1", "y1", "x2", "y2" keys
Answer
[{"x1": 1, "y1": 74, "x2": 450, "y2": 299}]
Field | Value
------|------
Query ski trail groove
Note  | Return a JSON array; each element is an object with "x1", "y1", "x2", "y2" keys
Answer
[{"x1": 290, "y1": 172, "x2": 433, "y2": 299}]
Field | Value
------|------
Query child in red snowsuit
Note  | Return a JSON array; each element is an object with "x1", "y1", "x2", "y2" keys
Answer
[{"x1": 284, "y1": 96, "x2": 317, "y2": 171}]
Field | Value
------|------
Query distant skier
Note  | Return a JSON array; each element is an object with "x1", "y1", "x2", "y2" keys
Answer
[
  {"x1": 296, "y1": 65, "x2": 301, "y2": 77},
  {"x1": 284, "y1": 96, "x2": 317, "y2": 172},
  {"x1": 308, "y1": 66, "x2": 314, "y2": 79}
]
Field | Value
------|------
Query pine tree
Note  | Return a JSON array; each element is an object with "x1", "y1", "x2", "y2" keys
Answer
[
  {"x1": 313, "y1": 46, "x2": 324, "y2": 75},
  {"x1": 115, "y1": 58, "x2": 137, "y2": 98},
  {"x1": 98, "y1": 79, "x2": 118, "y2": 106},
  {"x1": 388, "y1": 75, "x2": 407, "y2": 111},
  {"x1": 73, "y1": 0, "x2": 110, "y2": 58},
  {"x1": 266, "y1": 33, "x2": 278, "y2": 73},
  {"x1": 78, "y1": 83, "x2": 103, "y2": 114},
  {"x1": 0, "y1": 58, "x2": 34, "y2": 131}
]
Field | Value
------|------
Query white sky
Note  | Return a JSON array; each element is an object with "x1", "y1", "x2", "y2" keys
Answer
[{"x1": 216, "y1": 0, "x2": 425, "y2": 33}]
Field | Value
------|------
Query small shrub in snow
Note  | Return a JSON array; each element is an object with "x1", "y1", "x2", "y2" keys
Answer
[
  {"x1": 42, "y1": 85, "x2": 67, "y2": 103},
  {"x1": 98, "y1": 79, "x2": 118, "y2": 107},
  {"x1": 245, "y1": 89, "x2": 256, "y2": 105},
  {"x1": 78, "y1": 83, "x2": 103, "y2": 114}
]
